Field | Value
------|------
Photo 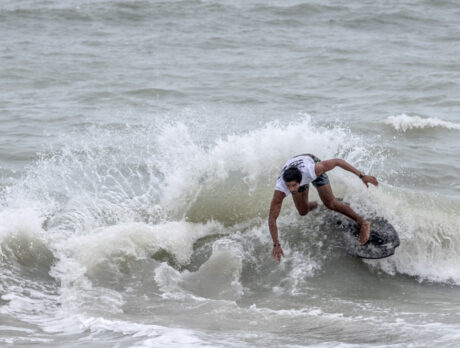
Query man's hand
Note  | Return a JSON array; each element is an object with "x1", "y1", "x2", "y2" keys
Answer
[
  {"x1": 361, "y1": 175, "x2": 378, "y2": 188},
  {"x1": 271, "y1": 245, "x2": 284, "y2": 262}
]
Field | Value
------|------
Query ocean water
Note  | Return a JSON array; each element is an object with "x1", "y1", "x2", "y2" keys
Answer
[{"x1": 1, "y1": 0, "x2": 460, "y2": 347}]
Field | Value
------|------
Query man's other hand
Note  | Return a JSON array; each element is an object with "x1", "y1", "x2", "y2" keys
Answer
[{"x1": 271, "y1": 245, "x2": 284, "y2": 262}]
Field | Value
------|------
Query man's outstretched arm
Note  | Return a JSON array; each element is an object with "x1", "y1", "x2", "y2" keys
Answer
[
  {"x1": 315, "y1": 159, "x2": 378, "y2": 187},
  {"x1": 269, "y1": 190, "x2": 285, "y2": 262}
]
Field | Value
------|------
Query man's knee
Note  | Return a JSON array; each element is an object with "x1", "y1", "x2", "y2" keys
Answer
[{"x1": 324, "y1": 199, "x2": 338, "y2": 211}]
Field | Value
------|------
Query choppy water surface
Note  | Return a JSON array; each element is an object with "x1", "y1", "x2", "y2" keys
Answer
[{"x1": 1, "y1": 1, "x2": 460, "y2": 347}]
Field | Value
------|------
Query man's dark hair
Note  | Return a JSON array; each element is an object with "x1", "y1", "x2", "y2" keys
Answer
[{"x1": 283, "y1": 166, "x2": 302, "y2": 183}]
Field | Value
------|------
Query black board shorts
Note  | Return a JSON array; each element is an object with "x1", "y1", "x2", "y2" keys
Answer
[{"x1": 297, "y1": 154, "x2": 329, "y2": 192}]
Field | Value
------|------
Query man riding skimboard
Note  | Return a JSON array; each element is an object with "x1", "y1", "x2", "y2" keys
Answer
[{"x1": 269, "y1": 154, "x2": 378, "y2": 262}]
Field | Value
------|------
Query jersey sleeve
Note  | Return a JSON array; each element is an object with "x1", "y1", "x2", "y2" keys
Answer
[{"x1": 274, "y1": 177, "x2": 290, "y2": 196}]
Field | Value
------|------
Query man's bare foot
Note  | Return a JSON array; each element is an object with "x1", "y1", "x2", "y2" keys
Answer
[
  {"x1": 359, "y1": 220, "x2": 371, "y2": 245},
  {"x1": 308, "y1": 201, "x2": 318, "y2": 212}
]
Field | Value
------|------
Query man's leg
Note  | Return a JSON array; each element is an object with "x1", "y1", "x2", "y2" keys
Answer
[
  {"x1": 292, "y1": 188, "x2": 318, "y2": 216},
  {"x1": 316, "y1": 183, "x2": 370, "y2": 245}
]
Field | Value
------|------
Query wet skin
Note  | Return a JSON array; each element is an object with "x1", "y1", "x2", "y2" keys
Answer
[{"x1": 269, "y1": 158, "x2": 378, "y2": 262}]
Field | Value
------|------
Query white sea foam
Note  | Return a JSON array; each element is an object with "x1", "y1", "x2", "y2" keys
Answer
[
  {"x1": 43, "y1": 220, "x2": 226, "y2": 325},
  {"x1": 182, "y1": 238, "x2": 244, "y2": 300},
  {"x1": 0, "y1": 206, "x2": 47, "y2": 255},
  {"x1": 154, "y1": 238, "x2": 244, "y2": 301},
  {"x1": 273, "y1": 249, "x2": 322, "y2": 296},
  {"x1": 383, "y1": 114, "x2": 460, "y2": 132},
  {"x1": 157, "y1": 117, "x2": 375, "y2": 216},
  {"x1": 79, "y1": 317, "x2": 217, "y2": 348},
  {"x1": 60, "y1": 220, "x2": 222, "y2": 268},
  {"x1": 359, "y1": 187, "x2": 460, "y2": 283}
]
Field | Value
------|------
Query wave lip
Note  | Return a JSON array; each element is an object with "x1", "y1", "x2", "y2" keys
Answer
[{"x1": 383, "y1": 114, "x2": 460, "y2": 132}]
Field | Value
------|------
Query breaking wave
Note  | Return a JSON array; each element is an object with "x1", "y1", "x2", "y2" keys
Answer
[
  {"x1": 1, "y1": 116, "x2": 460, "y2": 345},
  {"x1": 383, "y1": 114, "x2": 460, "y2": 132}
]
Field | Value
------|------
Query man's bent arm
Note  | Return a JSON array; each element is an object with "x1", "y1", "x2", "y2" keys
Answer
[{"x1": 315, "y1": 159, "x2": 378, "y2": 187}]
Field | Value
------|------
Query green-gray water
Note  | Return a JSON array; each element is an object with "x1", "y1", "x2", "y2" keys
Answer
[{"x1": 1, "y1": 1, "x2": 460, "y2": 346}]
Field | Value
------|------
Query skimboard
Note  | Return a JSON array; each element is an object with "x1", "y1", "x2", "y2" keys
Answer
[{"x1": 336, "y1": 216, "x2": 400, "y2": 259}]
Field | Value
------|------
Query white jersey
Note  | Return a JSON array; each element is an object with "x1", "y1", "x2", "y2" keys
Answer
[{"x1": 274, "y1": 155, "x2": 317, "y2": 196}]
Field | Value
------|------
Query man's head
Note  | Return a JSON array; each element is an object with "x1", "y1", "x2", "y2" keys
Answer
[{"x1": 283, "y1": 166, "x2": 302, "y2": 194}]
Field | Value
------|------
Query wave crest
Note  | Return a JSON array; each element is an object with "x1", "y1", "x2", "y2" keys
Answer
[{"x1": 383, "y1": 114, "x2": 460, "y2": 132}]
